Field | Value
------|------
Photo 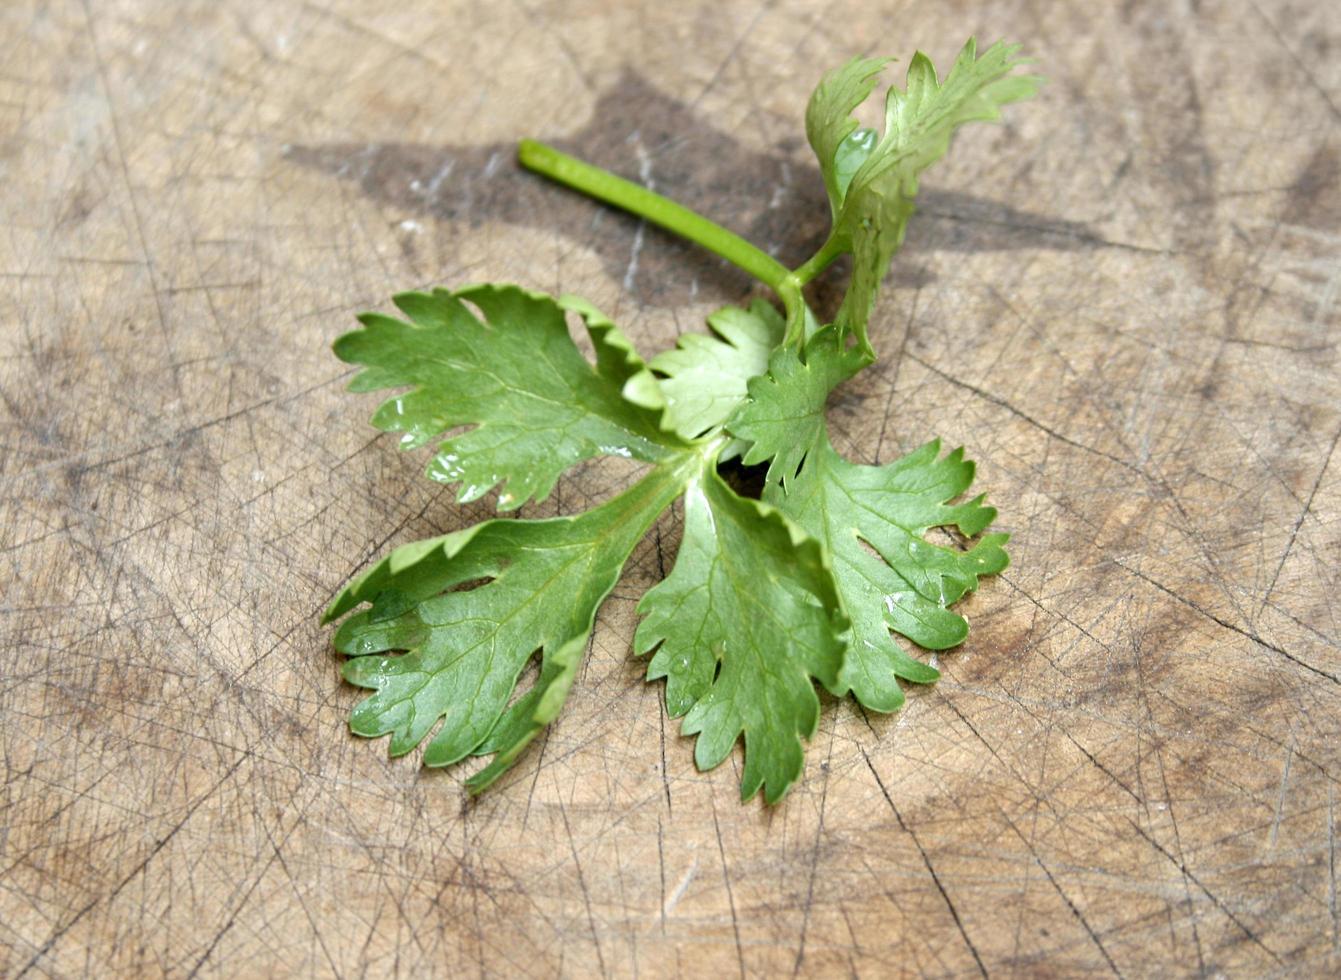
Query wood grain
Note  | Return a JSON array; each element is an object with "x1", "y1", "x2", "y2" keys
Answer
[{"x1": 3, "y1": 0, "x2": 1339, "y2": 975}]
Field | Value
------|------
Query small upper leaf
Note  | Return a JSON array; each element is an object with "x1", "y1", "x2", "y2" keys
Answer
[
  {"x1": 334, "y1": 284, "x2": 678, "y2": 510},
  {"x1": 808, "y1": 40, "x2": 1040, "y2": 351},
  {"x1": 634, "y1": 461, "x2": 847, "y2": 804},
  {"x1": 806, "y1": 55, "x2": 891, "y2": 219}
]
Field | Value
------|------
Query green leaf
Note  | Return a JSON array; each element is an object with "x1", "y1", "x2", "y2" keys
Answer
[
  {"x1": 731, "y1": 334, "x2": 1009, "y2": 711},
  {"x1": 805, "y1": 55, "x2": 890, "y2": 218},
  {"x1": 765, "y1": 433, "x2": 1009, "y2": 712},
  {"x1": 325, "y1": 459, "x2": 688, "y2": 785},
  {"x1": 812, "y1": 40, "x2": 1040, "y2": 351},
  {"x1": 727, "y1": 327, "x2": 868, "y2": 484},
  {"x1": 334, "y1": 284, "x2": 678, "y2": 510},
  {"x1": 623, "y1": 299, "x2": 784, "y2": 460},
  {"x1": 634, "y1": 461, "x2": 847, "y2": 804}
]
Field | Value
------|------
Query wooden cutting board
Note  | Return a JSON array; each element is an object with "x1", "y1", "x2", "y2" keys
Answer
[{"x1": 3, "y1": 0, "x2": 1338, "y2": 975}]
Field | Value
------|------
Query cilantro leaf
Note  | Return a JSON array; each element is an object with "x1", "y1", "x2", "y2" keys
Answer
[
  {"x1": 634, "y1": 461, "x2": 847, "y2": 804},
  {"x1": 805, "y1": 55, "x2": 890, "y2": 219},
  {"x1": 807, "y1": 39, "x2": 1040, "y2": 351},
  {"x1": 766, "y1": 435, "x2": 1008, "y2": 710},
  {"x1": 635, "y1": 299, "x2": 783, "y2": 440},
  {"x1": 334, "y1": 284, "x2": 677, "y2": 510},
  {"x1": 622, "y1": 299, "x2": 784, "y2": 460},
  {"x1": 324, "y1": 460, "x2": 687, "y2": 785},
  {"x1": 728, "y1": 327, "x2": 867, "y2": 484},
  {"x1": 731, "y1": 335, "x2": 1009, "y2": 711}
]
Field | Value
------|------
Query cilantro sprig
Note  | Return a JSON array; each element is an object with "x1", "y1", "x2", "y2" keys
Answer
[{"x1": 326, "y1": 39, "x2": 1039, "y2": 803}]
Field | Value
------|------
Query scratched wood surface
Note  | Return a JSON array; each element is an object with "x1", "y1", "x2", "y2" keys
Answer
[{"x1": 3, "y1": 0, "x2": 1340, "y2": 975}]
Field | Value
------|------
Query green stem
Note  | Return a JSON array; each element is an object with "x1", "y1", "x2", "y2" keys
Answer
[
  {"x1": 791, "y1": 232, "x2": 845, "y2": 287},
  {"x1": 518, "y1": 139, "x2": 792, "y2": 291}
]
